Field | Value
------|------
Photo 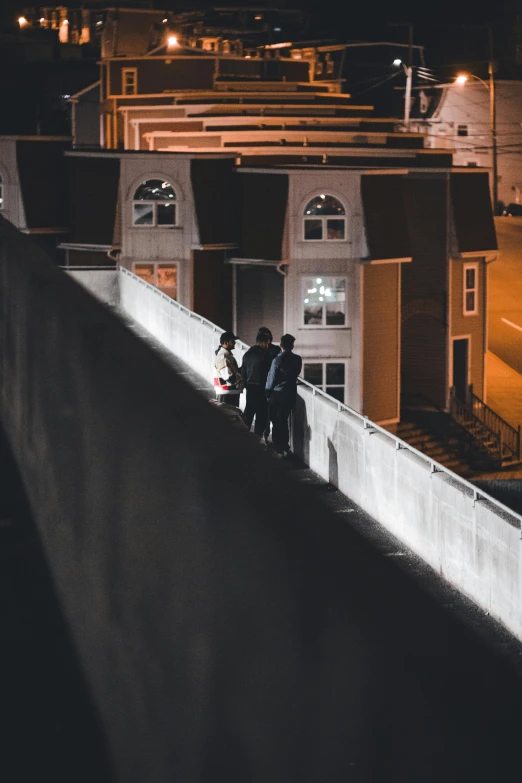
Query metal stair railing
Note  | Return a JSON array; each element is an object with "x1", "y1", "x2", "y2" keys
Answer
[{"x1": 450, "y1": 386, "x2": 521, "y2": 463}]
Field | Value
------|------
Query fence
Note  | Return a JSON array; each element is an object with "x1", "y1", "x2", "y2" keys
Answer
[
  {"x1": 449, "y1": 385, "x2": 521, "y2": 463},
  {"x1": 118, "y1": 268, "x2": 522, "y2": 641}
]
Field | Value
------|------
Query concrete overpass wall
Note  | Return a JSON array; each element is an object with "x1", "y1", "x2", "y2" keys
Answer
[
  {"x1": 66, "y1": 268, "x2": 120, "y2": 307},
  {"x1": 117, "y1": 268, "x2": 522, "y2": 641},
  {"x1": 292, "y1": 387, "x2": 522, "y2": 639},
  {"x1": 119, "y1": 267, "x2": 249, "y2": 381},
  {"x1": 0, "y1": 222, "x2": 381, "y2": 781}
]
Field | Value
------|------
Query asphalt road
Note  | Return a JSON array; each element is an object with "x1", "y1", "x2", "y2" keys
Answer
[{"x1": 489, "y1": 218, "x2": 522, "y2": 372}]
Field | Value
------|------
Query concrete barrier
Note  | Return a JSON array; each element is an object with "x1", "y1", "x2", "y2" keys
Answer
[
  {"x1": 119, "y1": 267, "x2": 248, "y2": 383},
  {"x1": 292, "y1": 388, "x2": 522, "y2": 639},
  {"x1": 0, "y1": 222, "x2": 377, "y2": 780},
  {"x1": 116, "y1": 268, "x2": 522, "y2": 641},
  {"x1": 65, "y1": 268, "x2": 120, "y2": 307}
]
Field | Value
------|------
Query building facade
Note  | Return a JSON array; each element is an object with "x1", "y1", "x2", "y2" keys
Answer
[{"x1": 0, "y1": 14, "x2": 498, "y2": 427}]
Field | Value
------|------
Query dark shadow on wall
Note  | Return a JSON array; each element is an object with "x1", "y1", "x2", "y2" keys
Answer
[
  {"x1": 328, "y1": 435, "x2": 339, "y2": 488},
  {"x1": 0, "y1": 425, "x2": 115, "y2": 782}
]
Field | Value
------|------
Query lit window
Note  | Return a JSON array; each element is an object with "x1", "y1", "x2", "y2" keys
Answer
[
  {"x1": 304, "y1": 361, "x2": 346, "y2": 403},
  {"x1": 457, "y1": 124, "x2": 468, "y2": 137},
  {"x1": 303, "y1": 194, "x2": 346, "y2": 241},
  {"x1": 132, "y1": 179, "x2": 177, "y2": 227},
  {"x1": 0, "y1": 175, "x2": 3, "y2": 210},
  {"x1": 302, "y1": 276, "x2": 347, "y2": 327},
  {"x1": 122, "y1": 68, "x2": 138, "y2": 96},
  {"x1": 133, "y1": 263, "x2": 178, "y2": 300},
  {"x1": 463, "y1": 263, "x2": 478, "y2": 315}
]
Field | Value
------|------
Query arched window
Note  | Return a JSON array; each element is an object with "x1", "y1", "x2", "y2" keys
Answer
[
  {"x1": 132, "y1": 179, "x2": 176, "y2": 226},
  {"x1": 303, "y1": 194, "x2": 346, "y2": 241},
  {"x1": 0, "y1": 174, "x2": 3, "y2": 211}
]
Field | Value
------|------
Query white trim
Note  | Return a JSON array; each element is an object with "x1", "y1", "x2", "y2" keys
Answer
[
  {"x1": 362, "y1": 256, "x2": 413, "y2": 265},
  {"x1": 58, "y1": 242, "x2": 112, "y2": 251},
  {"x1": 301, "y1": 192, "x2": 348, "y2": 243},
  {"x1": 463, "y1": 262, "x2": 479, "y2": 316},
  {"x1": 129, "y1": 175, "x2": 181, "y2": 229},
  {"x1": 121, "y1": 68, "x2": 138, "y2": 96},
  {"x1": 459, "y1": 250, "x2": 497, "y2": 257}
]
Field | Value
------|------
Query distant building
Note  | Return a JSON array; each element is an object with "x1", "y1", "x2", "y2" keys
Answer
[{"x1": 411, "y1": 80, "x2": 522, "y2": 211}]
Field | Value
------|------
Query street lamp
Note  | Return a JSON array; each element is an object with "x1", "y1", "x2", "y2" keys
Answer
[
  {"x1": 393, "y1": 58, "x2": 413, "y2": 127},
  {"x1": 454, "y1": 70, "x2": 498, "y2": 213}
]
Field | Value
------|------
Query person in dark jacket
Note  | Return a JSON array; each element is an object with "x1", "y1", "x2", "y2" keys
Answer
[
  {"x1": 258, "y1": 327, "x2": 281, "y2": 442},
  {"x1": 240, "y1": 331, "x2": 271, "y2": 436},
  {"x1": 265, "y1": 334, "x2": 302, "y2": 456}
]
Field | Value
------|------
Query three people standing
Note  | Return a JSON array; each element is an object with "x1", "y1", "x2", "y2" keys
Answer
[{"x1": 214, "y1": 327, "x2": 302, "y2": 457}]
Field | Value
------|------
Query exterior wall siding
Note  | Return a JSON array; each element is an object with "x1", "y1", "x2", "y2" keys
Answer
[
  {"x1": 419, "y1": 81, "x2": 522, "y2": 208},
  {"x1": 450, "y1": 258, "x2": 486, "y2": 397},
  {"x1": 119, "y1": 155, "x2": 196, "y2": 309},
  {"x1": 284, "y1": 170, "x2": 365, "y2": 412},
  {"x1": 362, "y1": 263, "x2": 400, "y2": 423},
  {"x1": 401, "y1": 176, "x2": 449, "y2": 408}
]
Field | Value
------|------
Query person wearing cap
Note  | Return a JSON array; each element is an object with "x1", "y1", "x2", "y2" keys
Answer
[
  {"x1": 265, "y1": 334, "x2": 302, "y2": 457},
  {"x1": 214, "y1": 331, "x2": 243, "y2": 406},
  {"x1": 258, "y1": 327, "x2": 281, "y2": 442},
  {"x1": 240, "y1": 330, "x2": 272, "y2": 438}
]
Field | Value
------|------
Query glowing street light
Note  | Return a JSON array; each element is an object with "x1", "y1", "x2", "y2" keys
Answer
[
  {"x1": 453, "y1": 70, "x2": 498, "y2": 212},
  {"x1": 167, "y1": 35, "x2": 178, "y2": 48},
  {"x1": 393, "y1": 58, "x2": 402, "y2": 67},
  {"x1": 18, "y1": 16, "x2": 28, "y2": 28}
]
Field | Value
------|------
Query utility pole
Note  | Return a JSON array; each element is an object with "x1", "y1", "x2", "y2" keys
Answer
[{"x1": 488, "y1": 25, "x2": 499, "y2": 214}]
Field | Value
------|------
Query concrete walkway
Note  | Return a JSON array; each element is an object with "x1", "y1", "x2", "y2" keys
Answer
[{"x1": 120, "y1": 313, "x2": 522, "y2": 781}]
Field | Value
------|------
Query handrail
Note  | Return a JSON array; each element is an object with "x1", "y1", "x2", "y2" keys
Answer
[
  {"x1": 470, "y1": 391, "x2": 521, "y2": 460},
  {"x1": 450, "y1": 386, "x2": 520, "y2": 462},
  {"x1": 118, "y1": 267, "x2": 522, "y2": 528}
]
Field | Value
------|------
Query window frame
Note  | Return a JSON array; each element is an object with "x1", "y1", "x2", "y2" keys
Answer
[
  {"x1": 131, "y1": 179, "x2": 178, "y2": 228},
  {"x1": 457, "y1": 124, "x2": 468, "y2": 137},
  {"x1": 302, "y1": 194, "x2": 347, "y2": 242},
  {"x1": 463, "y1": 262, "x2": 479, "y2": 316},
  {"x1": 122, "y1": 67, "x2": 138, "y2": 96},
  {"x1": 303, "y1": 359, "x2": 348, "y2": 403},
  {"x1": 132, "y1": 261, "x2": 179, "y2": 300},
  {"x1": 301, "y1": 275, "x2": 348, "y2": 329}
]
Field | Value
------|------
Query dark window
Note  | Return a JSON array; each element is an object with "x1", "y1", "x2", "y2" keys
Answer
[{"x1": 133, "y1": 179, "x2": 177, "y2": 227}]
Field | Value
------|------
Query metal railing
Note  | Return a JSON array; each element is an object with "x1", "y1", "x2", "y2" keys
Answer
[
  {"x1": 450, "y1": 386, "x2": 521, "y2": 463},
  {"x1": 118, "y1": 267, "x2": 522, "y2": 529}
]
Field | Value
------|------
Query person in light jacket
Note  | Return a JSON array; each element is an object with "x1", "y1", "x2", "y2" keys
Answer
[{"x1": 214, "y1": 331, "x2": 242, "y2": 406}]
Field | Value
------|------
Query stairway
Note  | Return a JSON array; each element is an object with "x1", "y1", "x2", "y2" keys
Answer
[{"x1": 396, "y1": 420, "x2": 476, "y2": 478}]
